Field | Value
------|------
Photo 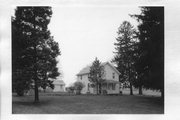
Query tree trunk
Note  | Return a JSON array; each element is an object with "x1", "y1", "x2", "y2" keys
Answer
[
  {"x1": 139, "y1": 85, "x2": 143, "y2": 95},
  {"x1": 96, "y1": 83, "x2": 99, "y2": 95},
  {"x1": 128, "y1": 63, "x2": 133, "y2": 95},
  {"x1": 33, "y1": 19, "x2": 39, "y2": 103},
  {"x1": 130, "y1": 82, "x2": 133, "y2": 95},
  {"x1": 43, "y1": 89, "x2": 46, "y2": 93},
  {"x1": 34, "y1": 80, "x2": 39, "y2": 103},
  {"x1": 161, "y1": 88, "x2": 164, "y2": 100},
  {"x1": 99, "y1": 83, "x2": 101, "y2": 95}
]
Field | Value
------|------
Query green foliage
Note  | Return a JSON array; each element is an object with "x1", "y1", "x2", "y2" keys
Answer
[
  {"x1": 12, "y1": 7, "x2": 60, "y2": 101},
  {"x1": 88, "y1": 57, "x2": 105, "y2": 94}
]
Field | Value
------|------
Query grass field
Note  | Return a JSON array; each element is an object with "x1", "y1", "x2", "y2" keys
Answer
[{"x1": 12, "y1": 94, "x2": 163, "y2": 114}]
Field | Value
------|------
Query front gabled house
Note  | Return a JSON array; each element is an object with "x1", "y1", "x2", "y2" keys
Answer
[{"x1": 77, "y1": 62, "x2": 121, "y2": 94}]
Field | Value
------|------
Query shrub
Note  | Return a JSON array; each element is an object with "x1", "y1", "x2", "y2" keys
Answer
[{"x1": 74, "y1": 81, "x2": 85, "y2": 95}]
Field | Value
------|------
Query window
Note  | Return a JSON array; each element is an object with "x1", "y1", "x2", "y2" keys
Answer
[
  {"x1": 88, "y1": 83, "x2": 90, "y2": 91},
  {"x1": 112, "y1": 73, "x2": 115, "y2": 79},
  {"x1": 80, "y1": 75, "x2": 82, "y2": 80},
  {"x1": 112, "y1": 84, "x2": 115, "y2": 90},
  {"x1": 108, "y1": 83, "x2": 111, "y2": 90}
]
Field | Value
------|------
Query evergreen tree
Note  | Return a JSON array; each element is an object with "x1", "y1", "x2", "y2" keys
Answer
[
  {"x1": 112, "y1": 21, "x2": 138, "y2": 95},
  {"x1": 88, "y1": 58, "x2": 105, "y2": 95},
  {"x1": 132, "y1": 7, "x2": 164, "y2": 98},
  {"x1": 12, "y1": 7, "x2": 60, "y2": 102}
]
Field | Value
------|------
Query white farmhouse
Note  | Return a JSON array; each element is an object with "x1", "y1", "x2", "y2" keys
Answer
[{"x1": 77, "y1": 62, "x2": 121, "y2": 94}]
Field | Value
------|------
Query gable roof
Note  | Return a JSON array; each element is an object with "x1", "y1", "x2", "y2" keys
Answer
[
  {"x1": 77, "y1": 62, "x2": 120, "y2": 76},
  {"x1": 77, "y1": 65, "x2": 90, "y2": 76},
  {"x1": 53, "y1": 80, "x2": 65, "y2": 85},
  {"x1": 104, "y1": 62, "x2": 121, "y2": 75}
]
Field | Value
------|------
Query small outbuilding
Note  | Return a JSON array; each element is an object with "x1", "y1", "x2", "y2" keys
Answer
[{"x1": 53, "y1": 80, "x2": 66, "y2": 92}]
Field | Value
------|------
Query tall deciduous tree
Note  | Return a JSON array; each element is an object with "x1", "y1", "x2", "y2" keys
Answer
[
  {"x1": 112, "y1": 21, "x2": 138, "y2": 95},
  {"x1": 12, "y1": 7, "x2": 60, "y2": 102},
  {"x1": 132, "y1": 7, "x2": 164, "y2": 98},
  {"x1": 88, "y1": 58, "x2": 105, "y2": 95}
]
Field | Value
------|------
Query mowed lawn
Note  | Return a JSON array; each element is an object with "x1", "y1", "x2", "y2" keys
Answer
[{"x1": 12, "y1": 94, "x2": 164, "y2": 114}]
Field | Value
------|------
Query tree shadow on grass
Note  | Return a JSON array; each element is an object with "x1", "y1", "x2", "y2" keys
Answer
[
  {"x1": 141, "y1": 95, "x2": 164, "y2": 105},
  {"x1": 12, "y1": 98, "x2": 52, "y2": 107}
]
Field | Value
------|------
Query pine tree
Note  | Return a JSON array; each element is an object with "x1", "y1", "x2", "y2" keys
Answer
[
  {"x1": 12, "y1": 7, "x2": 60, "y2": 102},
  {"x1": 112, "y1": 21, "x2": 138, "y2": 95},
  {"x1": 88, "y1": 58, "x2": 105, "y2": 95},
  {"x1": 132, "y1": 7, "x2": 164, "y2": 98}
]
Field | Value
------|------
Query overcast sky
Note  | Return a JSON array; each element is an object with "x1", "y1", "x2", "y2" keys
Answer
[{"x1": 48, "y1": 5, "x2": 141, "y2": 86}]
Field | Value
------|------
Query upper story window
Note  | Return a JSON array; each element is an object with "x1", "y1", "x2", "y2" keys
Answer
[
  {"x1": 112, "y1": 73, "x2": 115, "y2": 79},
  {"x1": 80, "y1": 75, "x2": 82, "y2": 80}
]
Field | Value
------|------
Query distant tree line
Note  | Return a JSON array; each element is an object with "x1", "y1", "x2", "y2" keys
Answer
[{"x1": 112, "y1": 7, "x2": 164, "y2": 99}]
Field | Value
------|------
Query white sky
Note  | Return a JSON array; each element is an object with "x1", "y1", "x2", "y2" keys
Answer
[{"x1": 48, "y1": 6, "x2": 141, "y2": 86}]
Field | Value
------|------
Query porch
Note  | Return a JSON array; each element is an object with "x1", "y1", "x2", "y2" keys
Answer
[{"x1": 101, "y1": 80, "x2": 120, "y2": 94}]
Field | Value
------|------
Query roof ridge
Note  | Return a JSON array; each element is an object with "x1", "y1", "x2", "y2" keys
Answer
[{"x1": 77, "y1": 61, "x2": 113, "y2": 76}]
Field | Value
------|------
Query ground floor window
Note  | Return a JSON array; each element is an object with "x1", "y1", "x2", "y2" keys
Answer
[
  {"x1": 105, "y1": 83, "x2": 116, "y2": 90},
  {"x1": 108, "y1": 83, "x2": 111, "y2": 90},
  {"x1": 112, "y1": 84, "x2": 115, "y2": 90}
]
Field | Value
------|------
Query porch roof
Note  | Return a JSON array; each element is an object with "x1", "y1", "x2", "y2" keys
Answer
[
  {"x1": 53, "y1": 80, "x2": 65, "y2": 85},
  {"x1": 102, "y1": 80, "x2": 120, "y2": 84}
]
